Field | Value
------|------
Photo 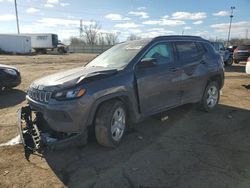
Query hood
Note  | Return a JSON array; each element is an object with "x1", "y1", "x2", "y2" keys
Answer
[
  {"x1": 31, "y1": 66, "x2": 117, "y2": 90},
  {"x1": 0, "y1": 64, "x2": 18, "y2": 70}
]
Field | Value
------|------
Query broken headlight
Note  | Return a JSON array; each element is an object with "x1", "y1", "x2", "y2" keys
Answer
[{"x1": 54, "y1": 87, "x2": 86, "y2": 100}]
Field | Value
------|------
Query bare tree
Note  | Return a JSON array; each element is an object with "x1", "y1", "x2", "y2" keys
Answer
[
  {"x1": 70, "y1": 37, "x2": 85, "y2": 46},
  {"x1": 82, "y1": 21, "x2": 101, "y2": 45},
  {"x1": 97, "y1": 33, "x2": 105, "y2": 45},
  {"x1": 230, "y1": 38, "x2": 250, "y2": 46},
  {"x1": 105, "y1": 33, "x2": 119, "y2": 45},
  {"x1": 208, "y1": 37, "x2": 250, "y2": 46},
  {"x1": 127, "y1": 34, "x2": 141, "y2": 41}
]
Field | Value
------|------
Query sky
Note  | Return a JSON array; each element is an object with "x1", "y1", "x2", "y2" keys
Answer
[{"x1": 0, "y1": 0, "x2": 249, "y2": 42}]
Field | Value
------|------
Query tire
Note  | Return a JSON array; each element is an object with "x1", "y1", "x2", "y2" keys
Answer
[
  {"x1": 225, "y1": 57, "x2": 233, "y2": 66},
  {"x1": 58, "y1": 48, "x2": 64, "y2": 54},
  {"x1": 95, "y1": 100, "x2": 127, "y2": 147},
  {"x1": 234, "y1": 60, "x2": 239, "y2": 64},
  {"x1": 200, "y1": 81, "x2": 220, "y2": 112}
]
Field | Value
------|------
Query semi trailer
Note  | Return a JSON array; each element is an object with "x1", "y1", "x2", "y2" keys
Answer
[
  {"x1": 0, "y1": 34, "x2": 32, "y2": 54},
  {"x1": 23, "y1": 33, "x2": 68, "y2": 54}
]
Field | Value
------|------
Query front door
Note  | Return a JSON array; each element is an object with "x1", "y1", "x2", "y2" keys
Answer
[{"x1": 135, "y1": 42, "x2": 181, "y2": 115}]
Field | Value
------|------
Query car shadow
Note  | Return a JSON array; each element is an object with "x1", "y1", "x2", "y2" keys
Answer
[
  {"x1": 0, "y1": 89, "x2": 26, "y2": 109},
  {"x1": 225, "y1": 64, "x2": 246, "y2": 73},
  {"x1": 242, "y1": 84, "x2": 250, "y2": 89},
  {"x1": 33, "y1": 103, "x2": 250, "y2": 187}
]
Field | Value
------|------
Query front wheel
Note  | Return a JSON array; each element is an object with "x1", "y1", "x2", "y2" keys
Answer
[
  {"x1": 234, "y1": 60, "x2": 239, "y2": 64},
  {"x1": 200, "y1": 81, "x2": 220, "y2": 112},
  {"x1": 95, "y1": 100, "x2": 127, "y2": 147},
  {"x1": 225, "y1": 57, "x2": 233, "y2": 66}
]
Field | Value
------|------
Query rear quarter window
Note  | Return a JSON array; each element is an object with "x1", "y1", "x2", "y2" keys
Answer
[
  {"x1": 175, "y1": 41, "x2": 199, "y2": 62},
  {"x1": 196, "y1": 42, "x2": 207, "y2": 56},
  {"x1": 203, "y1": 43, "x2": 216, "y2": 54}
]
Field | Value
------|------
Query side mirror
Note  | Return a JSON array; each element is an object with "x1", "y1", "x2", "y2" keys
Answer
[{"x1": 138, "y1": 58, "x2": 157, "y2": 68}]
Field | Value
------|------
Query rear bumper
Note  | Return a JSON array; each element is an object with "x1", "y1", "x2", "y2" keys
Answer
[
  {"x1": 233, "y1": 54, "x2": 250, "y2": 61},
  {"x1": 2, "y1": 76, "x2": 21, "y2": 88}
]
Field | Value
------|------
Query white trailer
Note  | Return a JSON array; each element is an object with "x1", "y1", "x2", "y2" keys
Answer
[
  {"x1": 0, "y1": 34, "x2": 32, "y2": 54},
  {"x1": 21, "y1": 33, "x2": 67, "y2": 54},
  {"x1": 23, "y1": 33, "x2": 58, "y2": 52}
]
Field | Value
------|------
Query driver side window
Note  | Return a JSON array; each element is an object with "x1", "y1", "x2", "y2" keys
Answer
[{"x1": 144, "y1": 43, "x2": 174, "y2": 64}]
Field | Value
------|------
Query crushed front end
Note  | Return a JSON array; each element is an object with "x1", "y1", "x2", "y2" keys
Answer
[
  {"x1": 18, "y1": 105, "x2": 87, "y2": 153},
  {"x1": 18, "y1": 106, "x2": 42, "y2": 152}
]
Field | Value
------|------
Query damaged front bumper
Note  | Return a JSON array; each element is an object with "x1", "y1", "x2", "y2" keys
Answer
[{"x1": 18, "y1": 105, "x2": 87, "y2": 153}]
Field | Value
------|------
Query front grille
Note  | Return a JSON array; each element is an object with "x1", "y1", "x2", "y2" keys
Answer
[{"x1": 28, "y1": 88, "x2": 52, "y2": 103}]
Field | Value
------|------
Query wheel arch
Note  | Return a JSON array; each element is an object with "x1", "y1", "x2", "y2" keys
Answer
[
  {"x1": 208, "y1": 74, "x2": 224, "y2": 89},
  {"x1": 86, "y1": 92, "x2": 138, "y2": 127}
]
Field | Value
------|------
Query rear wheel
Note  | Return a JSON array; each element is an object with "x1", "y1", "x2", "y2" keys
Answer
[
  {"x1": 200, "y1": 81, "x2": 220, "y2": 112},
  {"x1": 95, "y1": 100, "x2": 126, "y2": 147},
  {"x1": 58, "y1": 47, "x2": 65, "y2": 54}
]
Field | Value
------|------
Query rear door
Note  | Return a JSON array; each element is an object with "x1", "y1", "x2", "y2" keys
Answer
[
  {"x1": 175, "y1": 41, "x2": 208, "y2": 103},
  {"x1": 135, "y1": 42, "x2": 181, "y2": 115}
]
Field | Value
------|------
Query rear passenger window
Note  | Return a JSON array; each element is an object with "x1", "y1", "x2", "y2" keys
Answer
[
  {"x1": 144, "y1": 43, "x2": 174, "y2": 64},
  {"x1": 175, "y1": 41, "x2": 199, "y2": 62},
  {"x1": 196, "y1": 42, "x2": 206, "y2": 56},
  {"x1": 204, "y1": 43, "x2": 216, "y2": 54},
  {"x1": 213, "y1": 43, "x2": 219, "y2": 51}
]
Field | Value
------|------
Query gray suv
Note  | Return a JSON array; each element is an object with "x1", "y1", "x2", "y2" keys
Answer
[
  {"x1": 19, "y1": 36, "x2": 224, "y2": 151},
  {"x1": 211, "y1": 42, "x2": 233, "y2": 66}
]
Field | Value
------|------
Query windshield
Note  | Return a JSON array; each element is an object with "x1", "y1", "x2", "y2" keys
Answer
[{"x1": 85, "y1": 39, "x2": 150, "y2": 69}]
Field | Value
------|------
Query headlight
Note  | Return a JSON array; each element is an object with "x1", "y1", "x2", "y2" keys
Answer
[
  {"x1": 54, "y1": 87, "x2": 86, "y2": 100},
  {"x1": 3, "y1": 69, "x2": 17, "y2": 76}
]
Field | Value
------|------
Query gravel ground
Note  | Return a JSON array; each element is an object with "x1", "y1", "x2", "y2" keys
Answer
[{"x1": 0, "y1": 54, "x2": 249, "y2": 188}]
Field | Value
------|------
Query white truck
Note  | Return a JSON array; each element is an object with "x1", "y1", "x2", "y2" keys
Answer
[
  {"x1": 0, "y1": 34, "x2": 32, "y2": 54},
  {"x1": 21, "y1": 33, "x2": 67, "y2": 54}
]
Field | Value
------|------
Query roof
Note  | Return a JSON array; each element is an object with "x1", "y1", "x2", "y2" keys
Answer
[{"x1": 153, "y1": 35, "x2": 206, "y2": 41}]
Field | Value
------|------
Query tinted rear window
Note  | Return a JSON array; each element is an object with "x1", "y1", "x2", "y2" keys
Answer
[
  {"x1": 237, "y1": 45, "x2": 250, "y2": 50},
  {"x1": 175, "y1": 41, "x2": 199, "y2": 61}
]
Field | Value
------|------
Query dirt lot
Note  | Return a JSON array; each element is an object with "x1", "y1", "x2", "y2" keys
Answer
[{"x1": 0, "y1": 54, "x2": 249, "y2": 188}]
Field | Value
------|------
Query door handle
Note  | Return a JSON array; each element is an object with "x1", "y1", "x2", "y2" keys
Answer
[
  {"x1": 200, "y1": 60, "x2": 206, "y2": 64},
  {"x1": 170, "y1": 67, "x2": 177, "y2": 72}
]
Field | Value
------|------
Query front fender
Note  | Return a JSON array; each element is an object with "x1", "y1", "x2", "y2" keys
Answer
[
  {"x1": 86, "y1": 91, "x2": 139, "y2": 126},
  {"x1": 224, "y1": 51, "x2": 232, "y2": 61}
]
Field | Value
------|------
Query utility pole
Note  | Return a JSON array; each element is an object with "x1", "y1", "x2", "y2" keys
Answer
[
  {"x1": 14, "y1": 0, "x2": 20, "y2": 34},
  {"x1": 80, "y1": 19, "x2": 83, "y2": 38},
  {"x1": 227, "y1": 6, "x2": 235, "y2": 47}
]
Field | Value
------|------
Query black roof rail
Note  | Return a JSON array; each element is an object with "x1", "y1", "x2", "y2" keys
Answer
[{"x1": 154, "y1": 35, "x2": 203, "y2": 39}]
